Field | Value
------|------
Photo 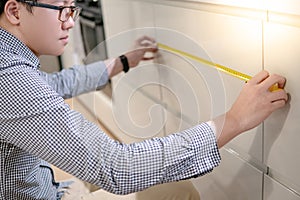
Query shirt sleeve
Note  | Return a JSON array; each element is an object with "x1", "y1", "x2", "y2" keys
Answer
[
  {"x1": 206, "y1": 120, "x2": 217, "y2": 137},
  {"x1": 0, "y1": 66, "x2": 221, "y2": 195},
  {"x1": 39, "y1": 61, "x2": 109, "y2": 99}
]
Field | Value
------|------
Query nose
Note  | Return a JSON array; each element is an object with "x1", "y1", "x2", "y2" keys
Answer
[{"x1": 62, "y1": 16, "x2": 75, "y2": 30}]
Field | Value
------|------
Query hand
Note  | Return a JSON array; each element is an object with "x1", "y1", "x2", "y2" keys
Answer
[
  {"x1": 125, "y1": 35, "x2": 158, "y2": 68},
  {"x1": 230, "y1": 70, "x2": 288, "y2": 132},
  {"x1": 214, "y1": 70, "x2": 289, "y2": 147},
  {"x1": 105, "y1": 36, "x2": 158, "y2": 78}
]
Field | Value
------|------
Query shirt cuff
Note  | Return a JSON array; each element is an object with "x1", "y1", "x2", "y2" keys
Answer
[
  {"x1": 172, "y1": 122, "x2": 221, "y2": 180},
  {"x1": 192, "y1": 122, "x2": 221, "y2": 176},
  {"x1": 206, "y1": 120, "x2": 217, "y2": 137}
]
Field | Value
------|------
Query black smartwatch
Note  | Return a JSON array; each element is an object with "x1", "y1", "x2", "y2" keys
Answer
[{"x1": 119, "y1": 55, "x2": 129, "y2": 73}]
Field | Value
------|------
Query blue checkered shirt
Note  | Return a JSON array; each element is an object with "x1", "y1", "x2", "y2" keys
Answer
[{"x1": 0, "y1": 27, "x2": 221, "y2": 200}]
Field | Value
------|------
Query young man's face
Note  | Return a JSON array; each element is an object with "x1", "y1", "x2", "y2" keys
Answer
[{"x1": 18, "y1": 0, "x2": 76, "y2": 56}]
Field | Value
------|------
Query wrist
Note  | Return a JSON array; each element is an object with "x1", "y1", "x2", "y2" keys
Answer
[
  {"x1": 119, "y1": 54, "x2": 129, "y2": 73},
  {"x1": 105, "y1": 58, "x2": 122, "y2": 78},
  {"x1": 213, "y1": 112, "x2": 241, "y2": 148}
]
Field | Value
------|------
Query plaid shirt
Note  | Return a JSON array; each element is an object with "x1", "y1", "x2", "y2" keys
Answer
[{"x1": 0, "y1": 27, "x2": 221, "y2": 200}]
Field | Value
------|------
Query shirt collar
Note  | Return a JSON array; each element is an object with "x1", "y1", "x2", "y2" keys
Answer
[{"x1": 0, "y1": 27, "x2": 40, "y2": 69}]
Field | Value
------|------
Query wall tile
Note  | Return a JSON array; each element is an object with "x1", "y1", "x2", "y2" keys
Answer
[
  {"x1": 264, "y1": 22, "x2": 300, "y2": 194},
  {"x1": 154, "y1": 4, "x2": 263, "y2": 162},
  {"x1": 264, "y1": 175, "x2": 300, "y2": 200},
  {"x1": 192, "y1": 148, "x2": 263, "y2": 200}
]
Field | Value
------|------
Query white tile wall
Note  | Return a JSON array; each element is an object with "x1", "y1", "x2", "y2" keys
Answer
[
  {"x1": 189, "y1": 0, "x2": 267, "y2": 10},
  {"x1": 155, "y1": 50, "x2": 215, "y2": 126},
  {"x1": 101, "y1": 0, "x2": 136, "y2": 38},
  {"x1": 154, "y1": 4, "x2": 263, "y2": 162},
  {"x1": 163, "y1": 109, "x2": 194, "y2": 136},
  {"x1": 192, "y1": 148, "x2": 263, "y2": 200},
  {"x1": 99, "y1": 0, "x2": 300, "y2": 198},
  {"x1": 99, "y1": 0, "x2": 163, "y2": 143},
  {"x1": 266, "y1": 0, "x2": 300, "y2": 15},
  {"x1": 264, "y1": 21, "x2": 300, "y2": 194},
  {"x1": 264, "y1": 175, "x2": 300, "y2": 200},
  {"x1": 111, "y1": 64, "x2": 165, "y2": 142},
  {"x1": 101, "y1": 0, "x2": 156, "y2": 57}
]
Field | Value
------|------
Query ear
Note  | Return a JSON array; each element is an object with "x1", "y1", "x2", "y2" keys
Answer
[{"x1": 4, "y1": 0, "x2": 21, "y2": 24}]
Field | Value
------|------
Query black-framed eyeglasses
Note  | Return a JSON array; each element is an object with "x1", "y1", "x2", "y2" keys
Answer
[{"x1": 19, "y1": 0, "x2": 82, "y2": 22}]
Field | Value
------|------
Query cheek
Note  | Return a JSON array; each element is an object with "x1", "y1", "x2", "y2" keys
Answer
[
  {"x1": 20, "y1": 9, "x2": 64, "y2": 55},
  {"x1": 36, "y1": 11, "x2": 61, "y2": 37},
  {"x1": 31, "y1": 15, "x2": 63, "y2": 54}
]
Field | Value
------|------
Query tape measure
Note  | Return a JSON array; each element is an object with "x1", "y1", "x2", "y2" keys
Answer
[
  {"x1": 157, "y1": 43, "x2": 279, "y2": 91},
  {"x1": 158, "y1": 43, "x2": 252, "y2": 82}
]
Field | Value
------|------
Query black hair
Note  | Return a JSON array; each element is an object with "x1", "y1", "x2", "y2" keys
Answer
[
  {"x1": 0, "y1": 0, "x2": 36, "y2": 15},
  {"x1": 0, "y1": 0, "x2": 9, "y2": 14}
]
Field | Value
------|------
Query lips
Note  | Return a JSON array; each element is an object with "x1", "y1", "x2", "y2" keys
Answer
[
  {"x1": 60, "y1": 35, "x2": 69, "y2": 44},
  {"x1": 61, "y1": 35, "x2": 68, "y2": 40}
]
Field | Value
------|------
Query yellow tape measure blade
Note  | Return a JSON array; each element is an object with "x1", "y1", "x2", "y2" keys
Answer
[{"x1": 158, "y1": 43, "x2": 251, "y2": 82}]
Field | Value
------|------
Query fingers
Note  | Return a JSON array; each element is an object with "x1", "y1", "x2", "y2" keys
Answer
[
  {"x1": 262, "y1": 74, "x2": 286, "y2": 91},
  {"x1": 270, "y1": 88, "x2": 289, "y2": 103},
  {"x1": 248, "y1": 70, "x2": 269, "y2": 85},
  {"x1": 142, "y1": 56, "x2": 155, "y2": 61},
  {"x1": 249, "y1": 70, "x2": 288, "y2": 108},
  {"x1": 258, "y1": 71, "x2": 289, "y2": 108},
  {"x1": 271, "y1": 99, "x2": 288, "y2": 110},
  {"x1": 249, "y1": 70, "x2": 287, "y2": 91},
  {"x1": 134, "y1": 35, "x2": 158, "y2": 52},
  {"x1": 136, "y1": 35, "x2": 156, "y2": 44}
]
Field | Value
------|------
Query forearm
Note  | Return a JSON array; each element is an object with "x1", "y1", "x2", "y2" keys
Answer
[
  {"x1": 104, "y1": 57, "x2": 124, "y2": 78},
  {"x1": 2, "y1": 105, "x2": 220, "y2": 195},
  {"x1": 84, "y1": 123, "x2": 220, "y2": 194},
  {"x1": 93, "y1": 123, "x2": 220, "y2": 194},
  {"x1": 40, "y1": 61, "x2": 109, "y2": 98},
  {"x1": 104, "y1": 54, "x2": 135, "y2": 78}
]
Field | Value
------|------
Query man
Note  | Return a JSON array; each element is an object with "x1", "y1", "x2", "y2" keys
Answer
[{"x1": 0, "y1": 0, "x2": 288, "y2": 199}]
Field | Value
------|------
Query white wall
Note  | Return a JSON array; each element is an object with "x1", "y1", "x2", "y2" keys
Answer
[{"x1": 99, "y1": 0, "x2": 300, "y2": 199}]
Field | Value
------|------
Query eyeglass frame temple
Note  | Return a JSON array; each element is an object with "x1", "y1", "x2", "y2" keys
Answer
[{"x1": 20, "y1": 0, "x2": 82, "y2": 22}]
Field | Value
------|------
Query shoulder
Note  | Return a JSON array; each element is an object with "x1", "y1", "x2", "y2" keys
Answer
[{"x1": 0, "y1": 59, "x2": 64, "y2": 119}]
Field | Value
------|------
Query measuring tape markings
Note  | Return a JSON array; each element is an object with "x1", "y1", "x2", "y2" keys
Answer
[
  {"x1": 157, "y1": 42, "x2": 278, "y2": 91},
  {"x1": 157, "y1": 43, "x2": 252, "y2": 82}
]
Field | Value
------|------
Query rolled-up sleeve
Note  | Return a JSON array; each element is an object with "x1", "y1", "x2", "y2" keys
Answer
[{"x1": 39, "y1": 61, "x2": 109, "y2": 99}]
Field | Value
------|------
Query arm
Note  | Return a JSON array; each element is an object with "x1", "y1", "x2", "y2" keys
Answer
[
  {"x1": 40, "y1": 61, "x2": 109, "y2": 99},
  {"x1": 0, "y1": 67, "x2": 220, "y2": 195},
  {"x1": 0, "y1": 66, "x2": 287, "y2": 195},
  {"x1": 41, "y1": 36, "x2": 157, "y2": 98}
]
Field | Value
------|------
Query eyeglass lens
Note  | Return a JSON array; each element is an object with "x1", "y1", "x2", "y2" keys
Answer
[{"x1": 60, "y1": 7, "x2": 80, "y2": 22}]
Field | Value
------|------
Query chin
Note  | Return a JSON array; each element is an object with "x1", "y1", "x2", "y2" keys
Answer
[{"x1": 47, "y1": 49, "x2": 65, "y2": 56}]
